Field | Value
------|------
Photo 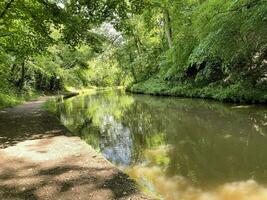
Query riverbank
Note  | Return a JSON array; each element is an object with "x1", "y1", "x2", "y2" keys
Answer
[
  {"x1": 0, "y1": 86, "x2": 123, "y2": 110},
  {"x1": 128, "y1": 78, "x2": 267, "y2": 104},
  {"x1": 0, "y1": 90, "x2": 79, "y2": 110},
  {"x1": 0, "y1": 97, "x2": 154, "y2": 200}
]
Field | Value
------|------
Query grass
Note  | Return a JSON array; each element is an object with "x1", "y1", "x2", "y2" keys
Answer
[
  {"x1": 0, "y1": 93, "x2": 22, "y2": 109},
  {"x1": 0, "y1": 84, "x2": 41, "y2": 110},
  {"x1": 42, "y1": 97, "x2": 59, "y2": 113}
]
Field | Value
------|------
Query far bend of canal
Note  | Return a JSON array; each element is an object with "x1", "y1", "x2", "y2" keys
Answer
[{"x1": 51, "y1": 89, "x2": 267, "y2": 200}]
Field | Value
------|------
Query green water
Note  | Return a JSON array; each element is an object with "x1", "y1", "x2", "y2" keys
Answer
[{"x1": 54, "y1": 90, "x2": 267, "y2": 200}]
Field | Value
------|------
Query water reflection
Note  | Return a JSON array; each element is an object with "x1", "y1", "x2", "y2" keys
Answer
[
  {"x1": 53, "y1": 90, "x2": 267, "y2": 199},
  {"x1": 100, "y1": 115, "x2": 133, "y2": 166}
]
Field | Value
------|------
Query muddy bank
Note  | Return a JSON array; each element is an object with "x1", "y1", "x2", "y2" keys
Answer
[{"x1": 0, "y1": 97, "x2": 154, "y2": 200}]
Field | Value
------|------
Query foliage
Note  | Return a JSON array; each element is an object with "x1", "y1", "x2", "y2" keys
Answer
[
  {"x1": 119, "y1": 0, "x2": 267, "y2": 103},
  {"x1": 0, "y1": 0, "x2": 127, "y2": 108},
  {"x1": 0, "y1": 0, "x2": 266, "y2": 106}
]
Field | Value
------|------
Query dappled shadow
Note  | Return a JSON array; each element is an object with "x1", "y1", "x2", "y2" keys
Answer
[
  {"x1": 102, "y1": 171, "x2": 139, "y2": 199},
  {"x1": 0, "y1": 133, "x2": 58, "y2": 149},
  {"x1": 0, "y1": 103, "x2": 70, "y2": 149},
  {"x1": 0, "y1": 154, "x2": 147, "y2": 200},
  {"x1": 0, "y1": 186, "x2": 39, "y2": 200}
]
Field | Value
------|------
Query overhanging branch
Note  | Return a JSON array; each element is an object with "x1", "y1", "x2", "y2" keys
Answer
[{"x1": 0, "y1": 0, "x2": 15, "y2": 19}]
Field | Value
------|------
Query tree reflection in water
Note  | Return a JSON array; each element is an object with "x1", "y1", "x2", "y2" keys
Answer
[{"x1": 52, "y1": 90, "x2": 267, "y2": 200}]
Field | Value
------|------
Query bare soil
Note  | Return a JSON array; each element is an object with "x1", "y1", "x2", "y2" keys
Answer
[{"x1": 0, "y1": 97, "x2": 155, "y2": 200}]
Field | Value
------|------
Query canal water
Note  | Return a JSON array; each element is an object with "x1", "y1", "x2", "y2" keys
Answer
[{"x1": 54, "y1": 90, "x2": 267, "y2": 200}]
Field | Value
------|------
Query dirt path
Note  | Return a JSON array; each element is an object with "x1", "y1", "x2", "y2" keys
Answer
[{"x1": 0, "y1": 97, "x2": 155, "y2": 200}]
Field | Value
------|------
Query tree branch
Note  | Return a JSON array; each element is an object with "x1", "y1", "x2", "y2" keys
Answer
[
  {"x1": 213, "y1": 0, "x2": 266, "y2": 18},
  {"x1": 0, "y1": 0, "x2": 15, "y2": 19}
]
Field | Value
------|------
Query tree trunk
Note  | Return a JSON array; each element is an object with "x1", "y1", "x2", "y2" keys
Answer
[
  {"x1": 50, "y1": 76, "x2": 55, "y2": 91},
  {"x1": 19, "y1": 62, "x2": 25, "y2": 90},
  {"x1": 37, "y1": 72, "x2": 43, "y2": 90},
  {"x1": 129, "y1": 53, "x2": 138, "y2": 83},
  {"x1": 163, "y1": 8, "x2": 173, "y2": 49},
  {"x1": 9, "y1": 63, "x2": 17, "y2": 83}
]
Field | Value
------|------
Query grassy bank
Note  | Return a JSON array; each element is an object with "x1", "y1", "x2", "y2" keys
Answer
[
  {"x1": 0, "y1": 92, "x2": 41, "y2": 110},
  {"x1": 0, "y1": 84, "x2": 96, "y2": 110},
  {"x1": 128, "y1": 78, "x2": 267, "y2": 104},
  {"x1": 0, "y1": 84, "x2": 41, "y2": 110}
]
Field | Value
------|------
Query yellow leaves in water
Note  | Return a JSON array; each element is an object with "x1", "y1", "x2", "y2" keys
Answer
[
  {"x1": 126, "y1": 158, "x2": 267, "y2": 200},
  {"x1": 214, "y1": 180, "x2": 267, "y2": 200}
]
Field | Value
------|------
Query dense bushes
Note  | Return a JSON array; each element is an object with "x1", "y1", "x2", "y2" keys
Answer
[{"x1": 0, "y1": 75, "x2": 39, "y2": 109}]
